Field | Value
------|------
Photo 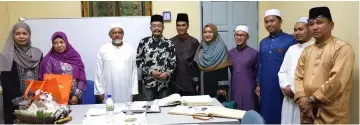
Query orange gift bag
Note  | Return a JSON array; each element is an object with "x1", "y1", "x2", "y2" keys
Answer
[
  {"x1": 24, "y1": 80, "x2": 46, "y2": 100},
  {"x1": 24, "y1": 74, "x2": 73, "y2": 105},
  {"x1": 43, "y1": 74, "x2": 73, "y2": 105}
]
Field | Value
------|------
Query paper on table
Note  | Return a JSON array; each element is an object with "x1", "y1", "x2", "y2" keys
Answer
[
  {"x1": 154, "y1": 93, "x2": 181, "y2": 107},
  {"x1": 83, "y1": 112, "x2": 147, "y2": 125},
  {"x1": 168, "y1": 106, "x2": 212, "y2": 117},
  {"x1": 85, "y1": 101, "x2": 160, "y2": 116},
  {"x1": 168, "y1": 105, "x2": 246, "y2": 119},
  {"x1": 180, "y1": 95, "x2": 214, "y2": 106},
  {"x1": 155, "y1": 94, "x2": 214, "y2": 107},
  {"x1": 208, "y1": 107, "x2": 246, "y2": 119},
  {"x1": 85, "y1": 108, "x2": 122, "y2": 116}
]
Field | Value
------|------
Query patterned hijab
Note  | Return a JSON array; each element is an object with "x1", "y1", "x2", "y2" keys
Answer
[
  {"x1": 0, "y1": 22, "x2": 42, "y2": 72},
  {"x1": 195, "y1": 24, "x2": 231, "y2": 72},
  {"x1": 39, "y1": 32, "x2": 86, "y2": 82}
]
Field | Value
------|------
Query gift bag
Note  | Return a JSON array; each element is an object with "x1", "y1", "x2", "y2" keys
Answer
[
  {"x1": 24, "y1": 80, "x2": 46, "y2": 100},
  {"x1": 43, "y1": 74, "x2": 73, "y2": 105}
]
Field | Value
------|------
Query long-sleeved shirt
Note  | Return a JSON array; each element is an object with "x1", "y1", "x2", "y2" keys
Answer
[
  {"x1": 294, "y1": 36, "x2": 355, "y2": 124},
  {"x1": 94, "y1": 42, "x2": 138, "y2": 103},
  {"x1": 256, "y1": 30, "x2": 297, "y2": 124},
  {"x1": 278, "y1": 38, "x2": 314, "y2": 124},
  {"x1": 170, "y1": 34, "x2": 200, "y2": 92},
  {"x1": 136, "y1": 36, "x2": 176, "y2": 91}
]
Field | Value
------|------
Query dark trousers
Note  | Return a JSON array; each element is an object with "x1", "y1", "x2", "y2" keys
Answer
[
  {"x1": 173, "y1": 85, "x2": 198, "y2": 96},
  {"x1": 142, "y1": 87, "x2": 170, "y2": 101}
]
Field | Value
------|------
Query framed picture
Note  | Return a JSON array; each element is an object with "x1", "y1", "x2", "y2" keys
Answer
[{"x1": 163, "y1": 11, "x2": 171, "y2": 21}]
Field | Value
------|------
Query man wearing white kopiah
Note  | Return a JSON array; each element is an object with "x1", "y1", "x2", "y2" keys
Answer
[
  {"x1": 278, "y1": 17, "x2": 314, "y2": 124},
  {"x1": 94, "y1": 23, "x2": 138, "y2": 103}
]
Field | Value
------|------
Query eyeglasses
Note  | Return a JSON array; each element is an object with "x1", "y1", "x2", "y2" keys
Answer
[{"x1": 234, "y1": 34, "x2": 248, "y2": 38}]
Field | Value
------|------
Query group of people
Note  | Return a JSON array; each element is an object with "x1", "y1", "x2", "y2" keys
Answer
[
  {"x1": 0, "y1": 5, "x2": 354, "y2": 124},
  {"x1": 0, "y1": 24, "x2": 86, "y2": 123},
  {"x1": 257, "y1": 7, "x2": 354, "y2": 124}
]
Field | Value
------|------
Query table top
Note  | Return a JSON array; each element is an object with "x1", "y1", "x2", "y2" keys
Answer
[{"x1": 67, "y1": 98, "x2": 240, "y2": 124}]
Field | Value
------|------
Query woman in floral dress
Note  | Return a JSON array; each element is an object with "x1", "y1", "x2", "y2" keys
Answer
[{"x1": 39, "y1": 31, "x2": 86, "y2": 105}]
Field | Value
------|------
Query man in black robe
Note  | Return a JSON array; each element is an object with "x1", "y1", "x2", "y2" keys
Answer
[{"x1": 170, "y1": 13, "x2": 200, "y2": 96}]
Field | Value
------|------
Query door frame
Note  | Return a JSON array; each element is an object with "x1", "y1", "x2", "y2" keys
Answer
[{"x1": 200, "y1": 1, "x2": 260, "y2": 49}]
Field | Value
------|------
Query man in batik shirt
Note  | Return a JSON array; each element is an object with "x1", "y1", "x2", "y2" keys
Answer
[{"x1": 136, "y1": 14, "x2": 176, "y2": 101}]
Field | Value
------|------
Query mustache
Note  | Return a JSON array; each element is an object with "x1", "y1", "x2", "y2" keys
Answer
[{"x1": 112, "y1": 39, "x2": 122, "y2": 43}]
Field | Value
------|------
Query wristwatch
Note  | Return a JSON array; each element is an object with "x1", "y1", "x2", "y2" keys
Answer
[{"x1": 308, "y1": 96, "x2": 315, "y2": 103}]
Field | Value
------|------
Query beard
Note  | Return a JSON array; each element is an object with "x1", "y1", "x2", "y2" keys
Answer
[{"x1": 112, "y1": 39, "x2": 123, "y2": 45}]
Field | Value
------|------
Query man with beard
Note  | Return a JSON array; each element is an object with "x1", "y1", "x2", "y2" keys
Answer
[
  {"x1": 170, "y1": 13, "x2": 200, "y2": 96},
  {"x1": 228, "y1": 25, "x2": 259, "y2": 110},
  {"x1": 255, "y1": 9, "x2": 297, "y2": 124},
  {"x1": 136, "y1": 15, "x2": 176, "y2": 101},
  {"x1": 94, "y1": 23, "x2": 139, "y2": 103},
  {"x1": 278, "y1": 17, "x2": 314, "y2": 124}
]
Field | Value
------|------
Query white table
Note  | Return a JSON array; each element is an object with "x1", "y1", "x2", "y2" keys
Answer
[{"x1": 67, "y1": 98, "x2": 240, "y2": 124}]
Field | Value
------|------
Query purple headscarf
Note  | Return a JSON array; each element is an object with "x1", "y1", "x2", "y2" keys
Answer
[{"x1": 39, "y1": 31, "x2": 86, "y2": 84}]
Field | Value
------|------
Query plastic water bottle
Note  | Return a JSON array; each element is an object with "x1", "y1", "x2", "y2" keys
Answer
[{"x1": 106, "y1": 94, "x2": 114, "y2": 116}]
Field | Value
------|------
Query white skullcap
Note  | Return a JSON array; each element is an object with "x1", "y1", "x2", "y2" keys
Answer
[
  {"x1": 265, "y1": 9, "x2": 281, "y2": 17},
  {"x1": 235, "y1": 25, "x2": 249, "y2": 34},
  {"x1": 110, "y1": 23, "x2": 122, "y2": 30},
  {"x1": 297, "y1": 17, "x2": 309, "y2": 23}
]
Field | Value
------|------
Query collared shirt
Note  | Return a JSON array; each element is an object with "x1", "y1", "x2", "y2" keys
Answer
[
  {"x1": 170, "y1": 34, "x2": 200, "y2": 92},
  {"x1": 256, "y1": 30, "x2": 297, "y2": 83},
  {"x1": 294, "y1": 36, "x2": 355, "y2": 124},
  {"x1": 136, "y1": 36, "x2": 176, "y2": 91}
]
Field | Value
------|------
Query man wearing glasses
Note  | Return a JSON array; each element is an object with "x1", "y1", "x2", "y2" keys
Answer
[{"x1": 228, "y1": 25, "x2": 259, "y2": 111}]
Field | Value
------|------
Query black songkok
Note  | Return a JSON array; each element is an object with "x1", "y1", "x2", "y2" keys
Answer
[
  {"x1": 176, "y1": 13, "x2": 189, "y2": 23},
  {"x1": 151, "y1": 14, "x2": 163, "y2": 23},
  {"x1": 309, "y1": 6, "x2": 332, "y2": 22}
]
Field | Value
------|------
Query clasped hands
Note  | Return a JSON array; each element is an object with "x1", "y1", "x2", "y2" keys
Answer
[
  {"x1": 296, "y1": 96, "x2": 315, "y2": 119},
  {"x1": 151, "y1": 70, "x2": 169, "y2": 80},
  {"x1": 282, "y1": 85, "x2": 314, "y2": 118}
]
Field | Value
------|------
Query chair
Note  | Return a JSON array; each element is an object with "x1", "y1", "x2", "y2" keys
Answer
[
  {"x1": 241, "y1": 110, "x2": 265, "y2": 124},
  {"x1": 81, "y1": 80, "x2": 96, "y2": 104}
]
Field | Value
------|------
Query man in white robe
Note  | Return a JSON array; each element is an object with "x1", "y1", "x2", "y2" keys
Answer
[
  {"x1": 278, "y1": 17, "x2": 315, "y2": 124},
  {"x1": 94, "y1": 23, "x2": 138, "y2": 103}
]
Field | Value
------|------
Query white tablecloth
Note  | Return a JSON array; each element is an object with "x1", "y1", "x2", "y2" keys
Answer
[{"x1": 67, "y1": 98, "x2": 240, "y2": 124}]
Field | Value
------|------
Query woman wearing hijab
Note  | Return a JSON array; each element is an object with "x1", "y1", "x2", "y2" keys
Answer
[
  {"x1": 195, "y1": 24, "x2": 231, "y2": 100},
  {"x1": 0, "y1": 22, "x2": 43, "y2": 124},
  {"x1": 39, "y1": 31, "x2": 86, "y2": 105}
]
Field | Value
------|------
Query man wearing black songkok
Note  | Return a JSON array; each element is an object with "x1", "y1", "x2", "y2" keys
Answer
[
  {"x1": 294, "y1": 6, "x2": 355, "y2": 124},
  {"x1": 170, "y1": 13, "x2": 200, "y2": 96},
  {"x1": 136, "y1": 14, "x2": 176, "y2": 101}
]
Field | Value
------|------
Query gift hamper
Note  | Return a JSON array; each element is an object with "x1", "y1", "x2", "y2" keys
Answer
[{"x1": 13, "y1": 74, "x2": 73, "y2": 124}]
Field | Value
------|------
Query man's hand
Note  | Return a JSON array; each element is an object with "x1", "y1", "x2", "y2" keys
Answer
[
  {"x1": 96, "y1": 94, "x2": 104, "y2": 103},
  {"x1": 301, "y1": 103, "x2": 313, "y2": 113},
  {"x1": 217, "y1": 89, "x2": 227, "y2": 96},
  {"x1": 296, "y1": 96, "x2": 313, "y2": 113},
  {"x1": 158, "y1": 72, "x2": 169, "y2": 80},
  {"x1": 283, "y1": 85, "x2": 294, "y2": 98},
  {"x1": 255, "y1": 84, "x2": 260, "y2": 97},
  {"x1": 151, "y1": 70, "x2": 162, "y2": 78},
  {"x1": 70, "y1": 96, "x2": 78, "y2": 105}
]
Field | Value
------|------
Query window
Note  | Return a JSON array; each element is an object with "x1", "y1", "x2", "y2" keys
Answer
[{"x1": 81, "y1": 1, "x2": 152, "y2": 17}]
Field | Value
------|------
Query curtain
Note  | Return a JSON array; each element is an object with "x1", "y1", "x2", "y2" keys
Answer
[{"x1": 81, "y1": 1, "x2": 152, "y2": 17}]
